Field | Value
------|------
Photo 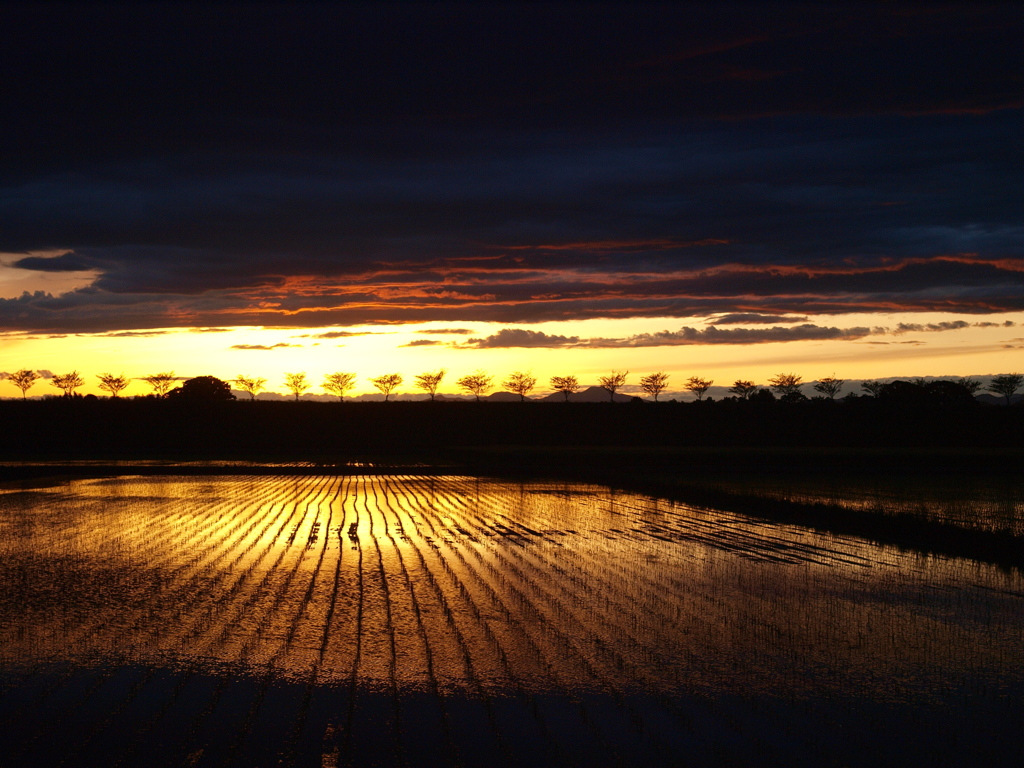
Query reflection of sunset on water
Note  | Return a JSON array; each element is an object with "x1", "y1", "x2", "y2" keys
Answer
[{"x1": 2, "y1": 475, "x2": 1022, "y2": 704}]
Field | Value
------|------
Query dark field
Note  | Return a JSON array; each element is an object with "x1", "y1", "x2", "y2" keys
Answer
[{"x1": 2, "y1": 472, "x2": 1023, "y2": 766}]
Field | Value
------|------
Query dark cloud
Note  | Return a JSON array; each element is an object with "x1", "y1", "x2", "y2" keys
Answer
[
  {"x1": 400, "y1": 339, "x2": 442, "y2": 348},
  {"x1": 189, "y1": 327, "x2": 231, "y2": 333},
  {"x1": 586, "y1": 324, "x2": 874, "y2": 347},
  {"x1": 11, "y1": 253, "x2": 94, "y2": 272},
  {"x1": 893, "y1": 320, "x2": 971, "y2": 334},
  {"x1": 461, "y1": 323, "x2": 873, "y2": 348},
  {"x1": 709, "y1": 313, "x2": 810, "y2": 325},
  {"x1": 93, "y1": 330, "x2": 171, "y2": 338},
  {"x1": 464, "y1": 329, "x2": 582, "y2": 349},
  {"x1": 307, "y1": 331, "x2": 386, "y2": 339},
  {"x1": 3, "y1": 254, "x2": 1024, "y2": 334},
  {"x1": 0, "y1": 5, "x2": 1021, "y2": 332},
  {"x1": 416, "y1": 328, "x2": 474, "y2": 335},
  {"x1": 229, "y1": 343, "x2": 299, "y2": 350}
]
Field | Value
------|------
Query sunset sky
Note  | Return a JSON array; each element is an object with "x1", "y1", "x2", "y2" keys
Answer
[{"x1": 2, "y1": 3, "x2": 1023, "y2": 398}]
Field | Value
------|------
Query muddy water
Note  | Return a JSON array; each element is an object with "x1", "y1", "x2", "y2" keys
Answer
[{"x1": 1, "y1": 475, "x2": 1022, "y2": 767}]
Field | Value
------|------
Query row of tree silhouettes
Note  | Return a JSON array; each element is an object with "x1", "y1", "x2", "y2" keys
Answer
[{"x1": 4, "y1": 368, "x2": 1024, "y2": 405}]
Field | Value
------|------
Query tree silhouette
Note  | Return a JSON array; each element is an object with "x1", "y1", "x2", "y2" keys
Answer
[
  {"x1": 503, "y1": 371, "x2": 537, "y2": 402},
  {"x1": 987, "y1": 373, "x2": 1024, "y2": 406},
  {"x1": 769, "y1": 373, "x2": 803, "y2": 399},
  {"x1": 324, "y1": 372, "x2": 358, "y2": 401},
  {"x1": 685, "y1": 376, "x2": 713, "y2": 401},
  {"x1": 8, "y1": 369, "x2": 41, "y2": 399},
  {"x1": 957, "y1": 377, "x2": 983, "y2": 396},
  {"x1": 50, "y1": 371, "x2": 85, "y2": 397},
  {"x1": 812, "y1": 376, "x2": 845, "y2": 400},
  {"x1": 728, "y1": 380, "x2": 757, "y2": 400},
  {"x1": 234, "y1": 375, "x2": 267, "y2": 401},
  {"x1": 549, "y1": 375, "x2": 580, "y2": 401},
  {"x1": 598, "y1": 370, "x2": 628, "y2": 402},
  {"x1": 457, "y1": 371, "x2": 493, "y2": 401},
  {"x1": 97, "y1": 373, "x2": 129, "y2": 398},
  {"x1": 414, "y1": 369, "x2": 446, "y2": 401},
  {"x1": 142, "y1": 371, "x2": 177, "y2": 398},
  {"x1": 167, "y1": 376, "x2": 236, "y2": 401},
  {"x1": 861, "y1": 380, "x2": 885, "y2": 397},
  {"x1": 639, "y1": 372, "x2": 669, "y2": 401},
  {"x1": 284, "y1": 372, "x2": 310, "y2": 401},
  {"x1": 370, "y1": 373, "x2": 403, "y2": 402}
]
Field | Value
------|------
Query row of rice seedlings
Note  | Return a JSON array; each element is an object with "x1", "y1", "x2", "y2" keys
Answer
[
  {"x1": 205, "y1": 475, "x2": 348, "y2": 768},
  {"x1": 725, "y1": 474, "x2": 1024, "y2": 536},
  {"x1": 380, "y1": 474, "x2": 614, "y2": 766},
  {"x1": 384, "y1": 476, "x2": 627, "y2": 767},
  {"x1": 351, "y1": 475, "x2": 522, "y2": 767},
  {"x1": 8, "y1": 479, "x2": 325, "y2": 765},
  {"x1": 10, "y1": 474, "x2": 1024, "y2": 765},
  {"x1": 597, "y1": 491, "x2": 878, "y2": 569},
  {"x1": 271, "y1": 477, "x2": 367, "y2": 768},
  {"x1": 499, "y1": 479, "x2": 1024, "y2": 737},
  {"x1": 0, "y1": 475, "x2": 261, "y2": 708},
  {"x1": 359, "y1": 475, "x2": 462, "y2": 766},
  {"x1": 370, "y1": 475, "x2": 565, "y2": 768},
  {"x1": 488, "y1": 482, "x2": 965, "y2": 758},
  {"x1": 413, "y1": 476, "x2": 713, "y2": 765},
  {"x1": 427, "y1": 479, "x2": 886, "y2": 761},
  {"x1": 520, "y1": 490, "x2": 848, "y2": 761},
  {"x1": 1, "y1": 475, "x2": 274, "y2": 763},
  {"x1": 103, "y1": 476, "x2": 341, "y2": 768},
  {"x1": 447, "y1": 478, "x2": 714, "y2": 762},
  {"x1": 341, "y1": 476, "x2": 410, "y2": 767},
  {"x1": 24, "y1": 475, "x2": 296, "y2": 745},
  {"x1": 94, "y1": 475, "x2": 337, "y2": 768}
]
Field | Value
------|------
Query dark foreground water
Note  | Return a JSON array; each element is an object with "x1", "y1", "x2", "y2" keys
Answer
[{"x1": 1, "y1": 474, "x2": 1023, "y2": 767}]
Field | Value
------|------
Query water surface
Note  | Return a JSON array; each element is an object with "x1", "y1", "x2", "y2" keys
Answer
[{"x1": 1, "y1": 474, "x2": 1022, "y2": 766}]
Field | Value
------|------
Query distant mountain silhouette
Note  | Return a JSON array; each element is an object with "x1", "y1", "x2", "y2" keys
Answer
[
  {"x1": 975, "y1": 393, "x2": 1024, "y2": 406},
  {"x1": 537, "y1": 385, "x2": 633, "y2": 403},
  {"x1": 484, "y1": 391, "x2": 527, "y2": 402}
]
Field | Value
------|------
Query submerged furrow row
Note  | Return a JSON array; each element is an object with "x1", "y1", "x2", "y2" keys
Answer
[{"x1": 4, "y1": 479, "x2": 325, "y2": 765}]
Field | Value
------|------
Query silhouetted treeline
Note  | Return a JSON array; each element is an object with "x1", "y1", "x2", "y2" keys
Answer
[{"x1": 1, "y1": 388, "x2": 1020, "y2": 462}]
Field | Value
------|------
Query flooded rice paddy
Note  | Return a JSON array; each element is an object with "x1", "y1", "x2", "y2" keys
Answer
[
  {"x1": 692, "y1": 470, "x2": 1024, "y2": 536},
  {"x1": 2, "y1": 474, "x2": 1023, "y2": 767}
]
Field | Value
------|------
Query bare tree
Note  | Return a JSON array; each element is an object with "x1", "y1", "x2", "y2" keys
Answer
[
  {"x1": 957, "y1": 377, "x2": 983, "y2": 396},
  {"x1": 861, "y1": 380, "x2": 885, "y2": 397},
  {"x1": 414, "y1": 369, "x2": 446, "y2": 401},
  {"x1": 370, "y1": 373, "x2": 403, "y2": 402},
  {"x1": 503, "y1": 371, "x2": 537, "y2": 402},
  {"x1": 457, "y1": 371, "x2": 493, "y2": 401},
  {"x1": 768, "y1": 373, "x2": 803, "y2": 399},
  {"x1": 142, "y1": 371, "x2": 177, "y2": 398},
  {"x1": 685, "y1": 376, "x2": 713, "y2": 401},
  {"x1": 323, "y1": 372, "x2": 357, "y2": 401},
  {"x1": 8, "y1": 369, "x2": 41, "y2": 399},
  {"x1": 598, "y1": 370, "x2": 628, "y2": 402},
  {"x1": 728, "y1": 380, "x2": 758, "y2": 400},
  {"x1": 639, "y1": 372, "x2": 669, "y2": 401},
  {"x1": 812, "y1": 375, "x2": 845, "y2": 400},
  {"x1": 549, "y1": 375, "x2": 580, "y2": 401},
  {"x1": 50, "y1": 371, "x2": 85, "y2": 397},
  {"x1": 284, "y1": 372, "x2": 310, "y2": 401},
  {"x1": 987, "y1": 373, "x2": 1024, "y2": 406},
  {"x1": 97, "y1": 373, "x2": 129, "y2": 398},
  {"x1": 234, "y1": 375, "x2": 267, "y2": 401}
]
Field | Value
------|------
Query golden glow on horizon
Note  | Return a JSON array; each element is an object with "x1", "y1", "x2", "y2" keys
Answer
[{"x1": 1, "y1": 312, "x2": 1023, "y2": 398}]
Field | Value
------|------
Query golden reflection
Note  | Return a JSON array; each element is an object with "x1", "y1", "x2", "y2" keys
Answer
[{"x1": 1, "y1": 475, "x2": 1022, "y2": 702}]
